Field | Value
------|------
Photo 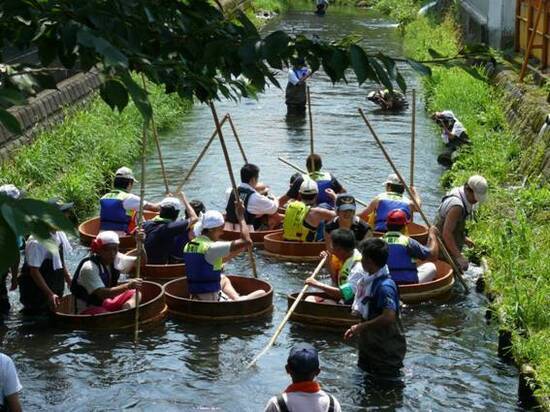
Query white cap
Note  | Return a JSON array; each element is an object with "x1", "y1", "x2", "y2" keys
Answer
[
  {"x1": 440, "y1": 110, "x2": 456, "y2": 121},
  {"x1": 0, "y1": 184, "x2": 22, "y2": 199},
  {"x1": 193, "y1": 210, "x2": 225, "y2": 237},
  {"x1": 467, "y1": 175, "x2": 488, "y2": 203},
  {"x1": 299, "y1": 178, "x2": 318, "y2": 195},
  {"x1": 384, "y1": 173, "x2": 402, "y2": 186},
  {"x1": 96, "y1": 230, "x2": 120, "y2": 246},
  {"x1": 160, "y1": 197, "x2": 181, "y2": 211},
  {"x1": 115, "y1": 167, "x2": 138, "y2": 182}
]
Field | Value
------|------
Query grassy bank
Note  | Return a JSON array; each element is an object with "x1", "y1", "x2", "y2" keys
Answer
[
  {"x1": 399, "y1": 5, "x2": 550, "y2": 405},
  {"x1": 0, "y1": 84, "x2": 191, "y2": 220},
  {"x1": 247, "y1": 0, "x2": 288, "y2": 27}
]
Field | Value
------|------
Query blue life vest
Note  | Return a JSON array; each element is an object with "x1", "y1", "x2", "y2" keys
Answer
[
  {"x1": 70, "y1": 255, "x2": 120, "y2": 309},
  {"x1": 383, "y1": 232, "x2": 418, "y2": 284},
  {"x1": 183, "y1": 236, "x2": 223, "y2": 294},
  {"x1": 304, "y1": 171, "x2": 334, "y2": 206},
  {"x1": 374, "y1": 192, "x2": 411, "y2": 232},
  {"x1": 99, "y1": 190, "x2": 135, "y2": 233}
]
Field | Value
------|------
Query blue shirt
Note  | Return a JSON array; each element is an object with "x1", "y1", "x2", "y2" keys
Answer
[
  {"x1": 406, "y1": 238, "x2": 431, "y2": 260},
  {"x1": 368, "y1": 274, "x2": 399, "y2": 320}
]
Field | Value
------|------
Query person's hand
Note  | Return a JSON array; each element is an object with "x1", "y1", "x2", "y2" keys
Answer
[
  {"x1": 428, "y1": 226, "x2": 439, "y2": 237},
  {"x1": 456, "y1": 255, "x2": 469, "y2": 271},
  {"x1": 319, "y1": 250, "x2": 328, "y2": 260},
  {"x1": 464, "y1": 237, "x2": 475, "y2": 248},
  {"x1": 410, "y1": 185, "x2": 417, "y2": 195},
  {"x1": 48, "y1": 293, "x2": 60, "y2": 310},
  {"x1": 344, "y1": 323, "x2": 361, "y2": 340},
  {"x1": 305, "y1": 276, "x2": 320, "y2": 287},
  {"x1": 65, "y1": 278, "x2": 72, "y2": 289},
  {"x1": 178, "y1": 191, "x2": 187, "y2": 200},
  {"x1": 324, "y1": 188, "x2": 337, "y2": 201},
  {"x1": 127, "y1": 279, "x2": 143, "y2": 290}
]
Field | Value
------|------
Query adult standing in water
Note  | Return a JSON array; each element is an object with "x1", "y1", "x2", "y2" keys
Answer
[
  {"x1": 19, "y1": 199, "x2": 74, "y2": 314},
  {"x1": 285, "y1": 58, "x2": 311, "y2": 116},
  {"x1": 434, "y1": 175, "x2": 488, "y2": 271},
  {"x1": 344, "y1": 238, "x2": 406, "y2": 378},
  {"x1": 315, "y1": 0, "x2": 329, "y2": 16}
]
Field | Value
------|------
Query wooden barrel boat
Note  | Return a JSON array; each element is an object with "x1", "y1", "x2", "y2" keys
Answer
[
  {"x1": 262, "y1": 231, "x2": 325, "y2": 262},
  {"x1": 221, "y1": 228, "x2": 283, "y2": 245},
  {"x1": 373, "y1": 222, "x2": 429, "y2": 244},
  {"x1": 287, "y1": 260, "x2": 454, "y2": 329},
  {"x1": 78, "y1": 210, "x2": 157, "y2": 250},
  {"x1": 142, "y1": 262, "x2": 186, "y2": 283},
  {"x1": 54, "y1": 281, "x2": 167, "y2": 330},
  {"x1": 164, "y1": 275, "x2": 273, "y2": 322}
]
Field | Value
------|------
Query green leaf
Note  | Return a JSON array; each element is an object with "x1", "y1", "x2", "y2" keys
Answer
[
  {"x1": 0, "y1": 215, "x2": 19, "y2": 275},
  {"x1": 395, "y1": 68, "x2": 407, "y2": 93},
  {"x1": 18, "y1": 199, "x2": 74, "y2": 234},
  {"x1": 370, "y1": 57, "x2": 393, "y2": 91},
  {"x1": 0, "y1": 88, "x2": 26, "y2": 107},
  {"x1": 1, "y1": 202, "x2": 31, "y2": 235},
  {"x1": 0, "y1": 109, "x2": 22, "y2": 134},
  {"x1": 77, "y1": 28, "x2": 129, "y2": 68},
  {"x1": 100, "y1": 79, "x2": 129, "y2": 112},
  {"x1": 428, "y1": 48, "x2": 445, "y2": 59},
  {"x1": 350, "y1": 45, "x2": 375, "y2": 85},
  {"x1": 407, "y1": 59, "x2": 432, "y2": 77},
  {"x1": 264, "y1": 31, "x2": 290, "y2": 58},
  {"x1": 120, "y1": 73, "x2": 152, "y2": 122},
  {"x1": 377, "y1": 52, "x2": 397, "y2": 79}
]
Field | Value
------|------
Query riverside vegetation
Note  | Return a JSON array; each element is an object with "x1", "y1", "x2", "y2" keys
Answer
[{"x1": 372, "y1": 0, "x2": 550, "y2": 404}]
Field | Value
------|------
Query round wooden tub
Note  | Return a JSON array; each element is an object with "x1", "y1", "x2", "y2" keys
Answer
[
  {"x1": 287, "y1": 292, "x2": 360, "y2": 330},
  {"x1": 221, "y1": 228, "x2": 283, "y2": 246},
  {"x1": 263, "y1": 231, "x2": 325, "y2": 262},
  {"x1": 400, "y1": 260, "x2": 455, "y2": 304},
  {"x1": 164, "y1": 275, "x2": 273, "y2": 322},
  {"x1": 142, "y1": 262, "x2": 186, "y2": 283},
  {"x1": 54, "y1": 281, "x2": 167, "y2": 330},
  {"x1": 373, "y1": 222, "x2": 429, "y2": 245}
]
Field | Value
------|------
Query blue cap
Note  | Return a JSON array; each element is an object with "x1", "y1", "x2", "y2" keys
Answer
[{"x1": 287, "y1": 343, "x2": 319, "y2": 374}]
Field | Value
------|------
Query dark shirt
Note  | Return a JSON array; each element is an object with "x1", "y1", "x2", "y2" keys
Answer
[
  {"x1": 406, "y1": 238, "x2": 432, "y2": 260},
  {"x1": 325, "y1": 217, "x2": 371, "y2": 243},
  {"x1": 286, "y1": 174, "x2": 344, "y2": 199},
  {"x1": 143, "y1": 219, "x2": 190, "y2": 264}
]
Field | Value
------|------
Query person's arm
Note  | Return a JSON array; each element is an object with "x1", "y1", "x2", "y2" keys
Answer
[
  {"x1": 426, "y1": 226, "x2": 439, "y2": 259},
  {"x1": 279, "y1": 177, "x2": 302, "y2": 206},
  {"x1": 309, "y1": 208, "x2": 336, "y2": 227},
  {"x1": 305, "y1": 276, "x2": 342, "y2": 300},
  {"x1": 409, "y1": 186, "x2": 421, "y2": 212},
  {"x1": 331, "y1": 176, "x2": 346, "y2": 194},
  {"x1": 92, "y1": 279, "x2": 142, "y2": 300},
  {"x1": 9, "y1": 252, "x2": 19, "y2": 290},
  {"x1": 178, "y1": 191, "x2": 198, "y2": 224},
  {"x1": 3, "y1": 356, "x2": 22, "y2": 412},
  {"x1": 358, "y1": 199, "x2": 377, "y2": 222},
  {"x1": 29, "y1": 266, "x2": 59, "y2": 309},
  {"x1": 344, "y1": 308, "x2": 396, "y2": 340},
  {"x1": 247, "y1": 192, "x2": 279, "y2": 216},
  {"x1": 5, "y1": 392, "x2": 22, "y2": 412}
]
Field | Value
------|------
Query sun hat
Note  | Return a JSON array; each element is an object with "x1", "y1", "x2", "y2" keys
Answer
[
  {"x1": 336, "y1": 194, "x2": 356, "y2": 212},
  {"x1": 160, "y1": 197, "x2": 182, "y2": 211},
  {"x1": 91, "y1": 230, "x2": 120, "y2": 253},
  {"x1": 193, "y1": 210, "x2": 225, "y2": 237},
  {"x1": 115, "y1": 167, "x2": 138, "y2": 183},
  {"x1": 467, "y1": 175, "x2": 488, "y2": 203},
  {"x1": 287, "y1": 343, "x2": 320, "y2": 375},
  {"x1": 384, "y1": 173, "x2": 402, "y2": 186},
  {"x1": 0, "y1": 184, "x2": 23, "y2": 199},
  {"x1": 299, "y1": 178, "x2": 318, "y2": 195}
]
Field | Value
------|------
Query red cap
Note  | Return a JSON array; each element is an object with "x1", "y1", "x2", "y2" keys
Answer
[{"x1": 386, "y1": 209, "x2": 410, "y2": 226}]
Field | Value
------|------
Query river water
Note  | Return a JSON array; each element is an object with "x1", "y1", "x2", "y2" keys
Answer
[{"x1": 1, "y1": 3, "x2": 523, "y2": 411}]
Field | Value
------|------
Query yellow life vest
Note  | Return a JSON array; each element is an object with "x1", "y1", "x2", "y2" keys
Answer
[{"x1": 283, "y1": 201, "x2": 314, "y2": 241}]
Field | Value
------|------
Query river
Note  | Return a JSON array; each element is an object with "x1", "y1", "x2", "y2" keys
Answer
[{"x1": 1, "y1": 3, "x2": 523, "y2": 411}]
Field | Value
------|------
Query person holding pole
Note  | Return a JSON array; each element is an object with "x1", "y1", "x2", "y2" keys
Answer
[
  {"x1": 285, "y1": 58, "x2": 311, "y2": 116},
  {"x1": 434, "y1": 175, "x2": 488, "y2": 271},
  {"x1": 344, "y1": 238, "x2": 406, "y2": 378},
  {"x1": 183, "y1": 207, "x2": 267, "y2": 301}
]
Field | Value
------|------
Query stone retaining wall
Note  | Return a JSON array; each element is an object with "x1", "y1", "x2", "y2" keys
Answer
[{"x1": 0, "y1": 71, "x2": 101, "y2": 163}]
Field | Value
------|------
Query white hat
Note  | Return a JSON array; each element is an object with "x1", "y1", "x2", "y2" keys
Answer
[
  {"x1": 0, "y1": 184, "x2": 22, "y2": 199},
  {"x1": 96, "y1": 230, "x2": 120, "y2": 246},
  {"x1": 440, "y1": 110, "x2": 456, "y2": 121},
  {"x1": 299, "y1": 178, "x2": 318, "y2": 195},
  {"x1": 193, "y1": 210, "x2": 225, "y2": 237},
  {"x1": 160, "y1": 197, "x2": 181, "y2": 211},
  {"x1": 115, "y1": 167, "x2": 138, "y2": 182},
  {"x1": 467, "y1": 175, "x2": 488, "y2": 203},
  {"x1": 384, "y1": 173, "x2": 402, "y2": 186}
]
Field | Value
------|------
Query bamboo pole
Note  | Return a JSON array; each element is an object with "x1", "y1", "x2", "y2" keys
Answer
[
  {"x1": 209, "y1": 103, "x2": 258, "y2": 279},
  {"x1": 277, "y1": 157, "x2": 368, "y2": 207},
  {"x1": 307, "y1": 86, "x2": 314, "y2": 155},
  {"x1": 141, "y1": 75, "x2": 170, "y2": 194},
  {"x1": 134, "y1": 121, "x2": 148, "y2": 343},
  {"x1": 358, "y1": 108, "x2": 469, "y2": 293},
  {"x1": 247, "y1": 255, "x2": 327, "y2": 368},
  {"x1": 410, "y1": 89, "x2": 416, "y2": 187},
  {"x1": 520, "y1": 0, "x2": 545, "y2": 82},
  {"x1": 174, "y1": 114, "x2": 229, "y2": 192},
  {"x1": 227, "y1": 114, "x2": 248, "y2": 163}
]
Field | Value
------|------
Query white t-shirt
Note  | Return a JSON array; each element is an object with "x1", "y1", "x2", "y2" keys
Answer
[
  {"x1": 204, "y1": 241, "x2": 232, "y2": 265},
  {"x1": 75, "y1": 253, "x2": 136, "y2": 312},
  {"x1": 0, "y1": 353, "x2": 22, "y2": 407},
  {"x1": 25, "y1": 231, "x2": 72, "y2": 270},
  {"x1": 122, "y1": 192, "x2": 143, "y2": 212},
  {"x1": 288, "y1": 68, "x2": 310, "y2": 86},
  {"x1": 225, "y1": 183, "x2": 279, "y2": 216},
  {"x1": 264, "y1": 390, "x2": 341, "y2": 412}
]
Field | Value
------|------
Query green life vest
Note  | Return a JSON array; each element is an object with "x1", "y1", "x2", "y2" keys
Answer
[
  {"x1": 283, "y1": 201, "x2": 314, "y2": 241},
  {"x1": 338, "y1": 249, "x2": 362, "y2": 303}
]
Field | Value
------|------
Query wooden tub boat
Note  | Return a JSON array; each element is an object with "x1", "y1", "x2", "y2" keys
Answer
[
  {"x1": 373, "y1": 222, "x2": 429, "y2": 244},
  {"x1": 164, "y1": 275, "x2": 273, "y2": 322},
  {"x1": 54, "y1": 281, "x2": 167, "y2": 330},
  {"x1": 142, "y1": 262, "x2": 186, "y2": 283},
  {"x1": 262, "y1": 231, "x2": 325, "y2": 262},
  {"x1": 78, "y1": 210, "x2": 157, "y2": 250},
  {"x1": 287, "y1": 260, "x2": 454, "y2": 329},
  {"x1": 221, "y1": 228, "x2": 283, "y2": 245}
]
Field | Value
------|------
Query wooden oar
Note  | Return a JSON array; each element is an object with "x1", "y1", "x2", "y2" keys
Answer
[
  {"x1": 247, "y1": 255, "x2": 327, "y2": 368},
  {"x1": 227, "y1": 114, "x2": 248, "y2": 164},
  {"x1": 358, "y1": 108, "x2": 469, "y2": 293},
  {"x1": 410, "y1": 89, "x2": 416, "y2": 187},
  {"x1": 307, "y1": 86, "x2": 314, "y2": 155},
  {"x1": 277, "y1": 157, "x2": 368, "y2": 207},
  {"x1": 174, "y1": 114, "x2": 229, "y2": 192},
  {"x1": 209, "y1": 103, "x2": 258, "y2": 279}
]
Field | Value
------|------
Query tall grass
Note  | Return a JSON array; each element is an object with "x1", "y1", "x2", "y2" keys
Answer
[{"x1": 0, "y1": 83, "x2": 191, "y2": 220}]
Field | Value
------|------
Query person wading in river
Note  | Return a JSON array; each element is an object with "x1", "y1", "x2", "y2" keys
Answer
[
  {"x1": 285, "y1": 58, "x2": 311, "y2": 116},
  {"x1": 143, "y1": 193, "x2": 198, "y2": 264},
  {"x1": 367, "y1": 89, "x2": 407, "y2": 111},
  {"x1": 0, "y1": 352, "x2": 23, "y2": 412},
  {"x1": 18, "y1": 198, "x2": 74, "y2": 314},
  {"x1": 184, "y1": 208, "x2": 267, "y2": 301},
  {"x1": 71, "y1": 231, "x2": 143, "y2": 314},
  {"x1": 434, "y1": 175, "x2": 488, "y2": 271},
  {"x1": 264, "y1": 343, "x2": 342, "y2": 412},
  {"x1": 279, "y1": 154, "x2": 346, "y2": 208},
  {"x1": 225, "y1": 163, "x2": 281, "y2": 232},
  {"x1": 304, "y1": 229, "x2": 362, "y2": 305},
  {"x1": 99, "y1": 167, "x2": 160, "y2": 235},
  {"x1": 344, "y1": 238, "x2": 406, "y2": 378},
  {"x1": 359, "y1": 173, "x2": 421, "y2": 232},
  {"x1": 383, "y1": 209, "x2": 439, "y2": 284},
  {"x1": 282, "y1": 178, "x2": 335, "y2": 242}
]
